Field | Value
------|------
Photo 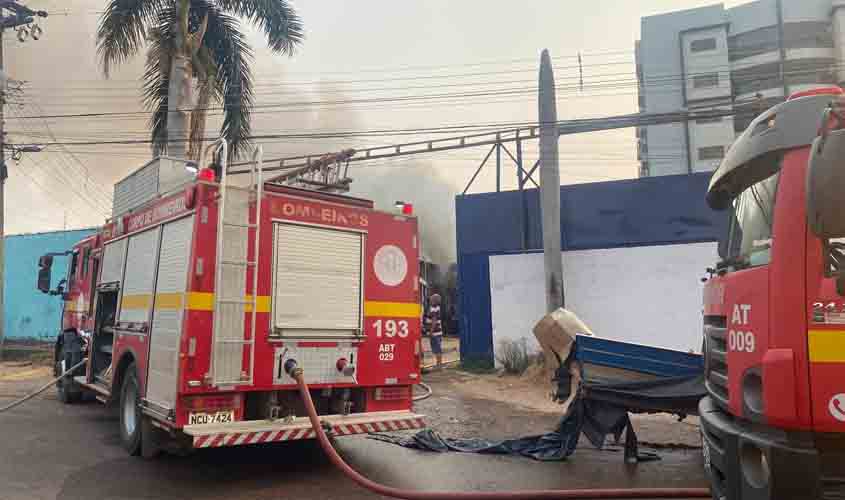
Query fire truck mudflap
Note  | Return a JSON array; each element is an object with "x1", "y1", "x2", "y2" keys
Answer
[{"x1": 183, "y1": 410, "x2": 426, "y2": 448}]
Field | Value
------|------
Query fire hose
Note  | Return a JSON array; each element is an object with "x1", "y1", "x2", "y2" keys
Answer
[
  {"x1": 0, "y1": 359, "x2": 88, "y2": 413},
  {"x1": 287, "y1": 361, "x2": 711, "y2": 500},
  {"x1": 412, "y1": 382, "x2": 433, "y2": 402}
]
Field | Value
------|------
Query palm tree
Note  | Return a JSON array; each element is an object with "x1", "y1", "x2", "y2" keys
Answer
[{"x1": 97, "y1": 0, "x2": 303, "y2": 160}]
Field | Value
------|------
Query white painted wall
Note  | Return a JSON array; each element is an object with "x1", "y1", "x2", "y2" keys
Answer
[{"x1": 488, "y1": 242, "x2": 718, "y2": 366}]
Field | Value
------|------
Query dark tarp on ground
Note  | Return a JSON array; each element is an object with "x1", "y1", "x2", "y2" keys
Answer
[
  {"x1": 371, "y1": 396, "x2": 659, "y2": 463},
  {"x1": 372, "y1": 359, "x2": 704, "y2": 463}
]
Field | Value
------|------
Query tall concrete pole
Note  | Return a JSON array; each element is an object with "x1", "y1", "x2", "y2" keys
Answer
[
  {"x1": 539, "y1": 49, "x2": 564, "y2": 312},
  {"x1": 0, "y1": 30, "x2": 5, "y2": 359}
]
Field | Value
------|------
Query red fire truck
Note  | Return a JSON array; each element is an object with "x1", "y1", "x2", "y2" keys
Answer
[
  {"x1": 701, "y1": 88, "x2": 845, "y2": 499},
  {"x1": 37, "y1": 143, "x2": 425, "y2": 457}
]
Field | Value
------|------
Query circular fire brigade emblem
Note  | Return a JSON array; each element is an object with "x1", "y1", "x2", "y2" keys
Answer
[
  {"x1": 829, "y1": 394, "x2": 845, "y2": 422},
  {"x1": 374, "y1": 245, "x2": 408, "y2": 287}
]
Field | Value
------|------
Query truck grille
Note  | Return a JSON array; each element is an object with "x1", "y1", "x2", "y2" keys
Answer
[
  {"x1": 820, "y1": 435, "x2": 845, "y2": 499},
  {"x1": 704, "y1": 316, "x2": 729, "y2": 409},
  {"x1": 822, "y1": 478, "x2": 845, "y2": 500}
]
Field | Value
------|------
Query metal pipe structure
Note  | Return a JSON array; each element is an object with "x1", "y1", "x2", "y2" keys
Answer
[{"x1": 290, "y1": 365, "x2": 710, "y2": 499}]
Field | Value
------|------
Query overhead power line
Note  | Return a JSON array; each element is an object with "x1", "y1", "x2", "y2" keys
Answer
[
  {"x1": 8, "y1": 60, "x2": 834, "y2": 123},
  {"x1": 228, "y1": 107, "x2": 741, "y2": 179}
]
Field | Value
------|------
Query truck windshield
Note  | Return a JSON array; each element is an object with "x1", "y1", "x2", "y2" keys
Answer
[{"x1": 723, "y1": 171, "x2": 780, "y2": 268}]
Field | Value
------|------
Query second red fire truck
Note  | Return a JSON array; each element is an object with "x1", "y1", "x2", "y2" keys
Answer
[
  {"x1": 701, "y1": 88, "x2": 845, "y2": 499},
  {"x1": 38, "y1": 143, "x2": 424, "y2": 457}
]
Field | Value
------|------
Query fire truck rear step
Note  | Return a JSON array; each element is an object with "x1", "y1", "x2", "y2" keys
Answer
[
  {"x1": 75, "y1": 376, "x2": 111, "y2": 397},
  {"x1": 183, "y1": 410, "x2": 426, "y2": 448}
]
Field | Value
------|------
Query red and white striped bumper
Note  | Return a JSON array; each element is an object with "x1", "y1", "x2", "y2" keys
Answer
[{"x1": 183, "y1": 410, "x2": 425, "y2": 449}]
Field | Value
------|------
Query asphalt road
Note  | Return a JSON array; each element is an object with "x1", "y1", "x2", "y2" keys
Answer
[{"x1": 0, "y1": 381, "x2": 708, "y2": 500}]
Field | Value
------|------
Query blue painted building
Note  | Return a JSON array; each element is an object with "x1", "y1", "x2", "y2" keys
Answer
[
  {"x1": 4, "y1": 228, "x2": 96, "y2": 341},
  {"x1": 456, "y1": 172, "x2": 728, "y2": 365}
]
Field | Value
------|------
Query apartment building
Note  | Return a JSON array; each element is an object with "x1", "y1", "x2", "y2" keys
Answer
[{"x1": 637, "y1": 0, "x2": 845, "y2": 176}]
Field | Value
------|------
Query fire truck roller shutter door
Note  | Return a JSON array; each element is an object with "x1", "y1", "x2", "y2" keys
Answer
[
  {"x1": 146, "y1": 216, "x2": 194, "y2": 410},
  {"x1": 118, "y1": 228, "x2": 160, "y2": 325},
  {"x1": 101, "y1": 238, "x2": 128, "y2": 285},
  {"x1": 272, "y1": 223, "x2": 363, "y2": 338}
]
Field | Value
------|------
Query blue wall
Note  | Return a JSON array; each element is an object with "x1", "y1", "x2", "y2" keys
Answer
[
  {"x1": 455, "y1": 173, "x2": 728, "y2": 364},
  {"x1": 4, "y1": 229, "x2": 96, "y2": 341}
]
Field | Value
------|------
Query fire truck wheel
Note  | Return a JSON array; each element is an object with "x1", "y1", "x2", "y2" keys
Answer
[
  {"x1": 56, "y1": 342, "x2": 81, "y2": 404},
  {"x1": 119, "y1": 363, "x2": 143, "y2": 456}
]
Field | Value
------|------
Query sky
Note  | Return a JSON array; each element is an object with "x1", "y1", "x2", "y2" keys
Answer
[{"x1": 4, "y1": 0, "x2": 750, "y2": 258}]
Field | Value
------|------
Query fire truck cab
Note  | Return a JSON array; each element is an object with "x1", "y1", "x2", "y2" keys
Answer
[
  {"x1": 39, "y1": 146, "x2": 425, "y2": 456},
  {"x1": 701, "y1": 88, "x2": 845, "y2": 499}
]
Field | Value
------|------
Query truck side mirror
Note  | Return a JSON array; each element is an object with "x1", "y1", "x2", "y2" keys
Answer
[
  {"x1": 37, "y1": 255, "x2": 53, "y2": 294},
  {"x1": 808, "y1": 124, "x2": 845, "y2": 239}
]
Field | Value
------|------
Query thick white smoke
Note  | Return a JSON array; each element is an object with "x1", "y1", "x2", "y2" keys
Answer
[{"x1": 348, "y1": 160, "x2": 457, "y2": 266}]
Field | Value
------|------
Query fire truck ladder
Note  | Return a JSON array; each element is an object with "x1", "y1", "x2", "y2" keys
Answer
[{"x1": 209, "y1": 142, "x2": 264, "y2": 386}]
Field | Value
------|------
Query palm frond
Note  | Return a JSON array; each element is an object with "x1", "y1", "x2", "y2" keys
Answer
[
  {"x1": 214, "y1": 0, "x2": 303, "y2": 55},
  {"x1": 198, "y1": 1, "x2": 255, "y2": 158},
  {"x1": 97, "y1": 0, "x2": 167, "y2": 76}
]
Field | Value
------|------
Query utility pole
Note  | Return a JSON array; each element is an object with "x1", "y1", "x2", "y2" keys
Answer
[
  {"x1": 0, "y1": 10, "x2": 5, "y2": 361},
  {"x1": 0, "y1": 1, "x2": 47, "y2": 359},
  {"x1": 538, "y1": 49, "x2": 564, "y2": 313},
  {"x1": 774, "y1": 0, "x2": 788, "y2": 99}
]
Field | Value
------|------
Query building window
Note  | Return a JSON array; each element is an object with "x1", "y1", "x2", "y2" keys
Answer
[
  {"x1": 696, "y1": 117, "x2": 723, "y2": 124},
  {"x1": 690, "y1": 37, "x2": 717, "y2": 53},
  {"x1": 783, "y1": 21, "x2": 833, "y2": 50},
  {"x1": 693, "y1": 73, "x2": 719, "y2": 89},
  {"x1": 699, "y1": 146, "x2": 725, "y2": 160},
  {"x1": 732, "y1": 61, "x2": 781, "y2": 96},
  {"x1": 728, "y1": 26, "x2": 779, "y2": 62},
  {"x1": 783, "y1": 57, "x2": 836, "y2": 87}
]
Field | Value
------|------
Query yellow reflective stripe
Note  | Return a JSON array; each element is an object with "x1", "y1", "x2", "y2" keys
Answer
[
  {"x1": 185, "y1": 296, "x2": 418, "y2": 316},
  {"x1": 121, "y1": 294, "x2": 152, "y2": 310},
  {"x1": 184, "y1": 292, "x2": 270, "y2": 313},
  {"x1": 251, "y1": 295, "x2": 271, "y2": 314},
  {"x1": 808, "y1": 330, "x2": 845, "y2": 363},
  {"x1": 186, "y1": 292, "x2": 214, "y2": 311},
  {"x1": 64, "y1": 301, "x2": 88, "y2": 313},
  {"x1": 154, "y1": 292, "x2": 184, "y2": 310},
  {"x1": 364, "y1": 301, "x2": 421, "y2": 318}
]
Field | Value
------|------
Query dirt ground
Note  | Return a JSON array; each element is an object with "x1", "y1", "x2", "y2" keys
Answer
[
  {"x1": 416, "y1": 366, "x2": 702, "y2": 448},
  {"x1": 0, "y1": 360, "x2": 53, "y2": 398}
]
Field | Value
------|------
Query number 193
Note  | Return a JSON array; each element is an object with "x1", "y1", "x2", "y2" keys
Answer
[{"x1": 372, "y1": 319, "x2": 409, "y2": 338}]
